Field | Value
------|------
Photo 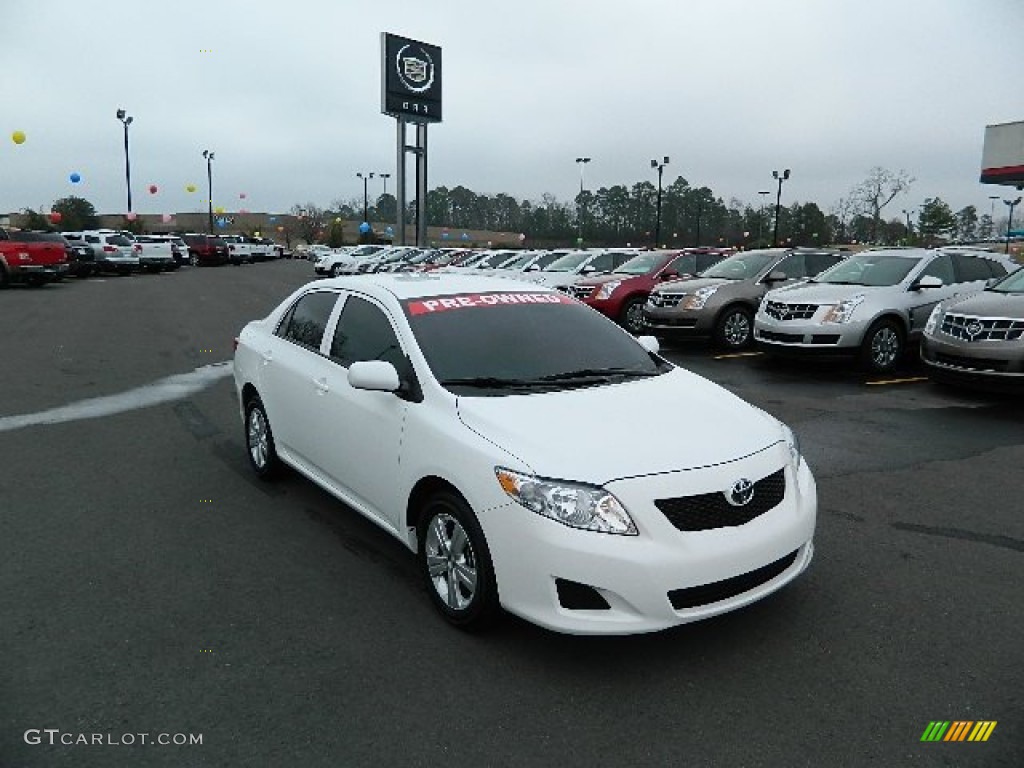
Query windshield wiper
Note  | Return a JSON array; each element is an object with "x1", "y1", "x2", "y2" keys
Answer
[
  {"x1": 822, "y1": 280, "x2": 866, "y2": 285},
  {"x1": 439, "y1": 376, "x2": 557, "y2": 389},
  {"x1": 537, "y1": 367, "x2": 659, "y2": 382}
]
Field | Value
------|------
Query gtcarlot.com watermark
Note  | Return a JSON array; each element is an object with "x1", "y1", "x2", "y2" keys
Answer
[{"x1": 24, "y1": 729, "x2": 202, "y2": 747}]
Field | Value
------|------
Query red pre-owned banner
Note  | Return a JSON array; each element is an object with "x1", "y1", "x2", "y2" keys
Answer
[{"x1": 406, "y1": 292, "x2": 576, "y2": 315}]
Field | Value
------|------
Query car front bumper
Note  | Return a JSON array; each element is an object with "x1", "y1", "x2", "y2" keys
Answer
[
  {"x1": 754, "y1": 312, "x2": 871, "y2": 353},
  {"x1": 921, "y1": 334, "x2": 1024, "y2": 389},
  {"x1": 483, "y1": 444, "x2": 816, "y2": 635},
  {"x1": 641, "y1": 303, "x2": 718, "y2": 335}
]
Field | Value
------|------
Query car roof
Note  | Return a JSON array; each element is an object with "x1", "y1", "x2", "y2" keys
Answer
[{"x1": 314, "y1": 272, "x2": 561, "y2": 301}]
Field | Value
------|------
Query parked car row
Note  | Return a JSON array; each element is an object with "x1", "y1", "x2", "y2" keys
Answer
[
  {"x1": 300, "y1": 238, "x2": 1023, "y2": 391},
  {"x1": 0, "y1": 227, "x2": 287, "y2": 285}
]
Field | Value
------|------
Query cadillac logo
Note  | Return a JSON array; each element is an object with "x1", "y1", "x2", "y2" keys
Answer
[
  {"x1": 964, "y1": 320, "x2": 984, "y2": 340},
  {"x1": 396, "y1": 44, "x2": 435, "y2": 93},
  {"x1": 726, "y1": 478, "x2": 755, "y2": 507}
]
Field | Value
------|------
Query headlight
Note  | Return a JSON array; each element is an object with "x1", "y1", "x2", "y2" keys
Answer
[
  {"x1": 595, "y1": 280, "x2": 622, "y2": 300},
  {"x1": 680, "y1": 285, "x2": 719, "y2": 310},
  {"x1": 821, "y1": 294, "x2": 865, "y2": 324},
  {"x1": 495, "y1": 468, "x2": 637, "y2": 535},
  {"x1": 780, "y1": 423, "x2": 802, "y2": 466},
  {"x1": 924, "y1": 302, "x2": 944, "y2": 335}
]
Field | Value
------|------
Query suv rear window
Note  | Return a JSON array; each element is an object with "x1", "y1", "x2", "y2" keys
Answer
[{"x1": 105, "y1": 235, "x2": 131, "y2": 246}]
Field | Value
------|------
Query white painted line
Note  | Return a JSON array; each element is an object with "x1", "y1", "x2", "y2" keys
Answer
[
  {"x1": 865, "y1": 376, "x2": 928, "y2": 386},
  {"x1": 713, "y1": 351, "x2": 763, "y2": 360},
  {"x1": 0, "y1": 362, "x2": 233, "y2": 433}
]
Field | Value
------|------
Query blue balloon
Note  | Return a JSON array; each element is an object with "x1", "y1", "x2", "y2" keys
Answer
[
  {"x1": 69, "y1": 172, "x2": 81, "y2": 183},
  {"x1": 385, "y1": 226, "x2": 394, "y2": 235},
  {"x1": 359, "y1": 222, "x2": 371, "y2": 234},
  {"x1": 461, "y1": 232, "x2": 470, "y2": 240},
  {"x1": 216, "y1": 217, "x2": 227, "y2": 228}
]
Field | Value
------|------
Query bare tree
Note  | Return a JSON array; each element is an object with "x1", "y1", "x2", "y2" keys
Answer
[
  {"x1": 850, "y1": 167, "x2": 914, "y2": 243},
  {"x1": 829, "y1": 196, "x2": 857, "y2": 243},
  {"x1": 289, "y1": 203, "x2": 327, "y2": 244}
]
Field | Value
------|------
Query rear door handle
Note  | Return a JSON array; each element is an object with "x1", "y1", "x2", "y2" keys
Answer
[
  {"x1": 313, "y1": 377, "x2": 329, "y2": 394},
  {"x1": 261, "y1": 350, "x2": 273, "y2": 365}
]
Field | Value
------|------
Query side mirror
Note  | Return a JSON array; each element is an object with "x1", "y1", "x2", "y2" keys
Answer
[
  {"x1": 660, "y1": 270, "x2": 678, "y2": 280},
  {"x1": 911, "y1": 275, "x2": 943, "y2": 290},
  {"x1": 526, "y1": 263, "x2": 540, "y2": 271},
  {"x1": 764, "y1": 270, "x2": 788, "y2": 283},
  {"x1": 636, "y1": 335, "x2": 660, "y2": 354},
  {"x1": 348, "y1": 360, "x2": 400, "y2": 392},
  {"x1": 580, "y1": 265, "x2": 596, "y2": 274}
]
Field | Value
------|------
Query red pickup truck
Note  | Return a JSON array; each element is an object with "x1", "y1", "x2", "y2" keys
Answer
[{"x1": 0, "y1": 228, "x2": 69, "y2": 287}]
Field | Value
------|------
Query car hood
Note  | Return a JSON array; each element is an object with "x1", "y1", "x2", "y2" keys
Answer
[
  {"x1": 945, "y1": 290, "x2": 1024, "y2": 318},
  {"x1": 767, "y1": 281, "x2": 886, "y2": 304},
  {"x1": 654, "y1": 276, "x2": 732, "y2": 294},
  {"x1": 455, "y1": 368, "x2": 781, "y2": 484},
  {"x1": 524, "y1": 271, "x2": 592, "y2": 288},
  {"x1": 574, "y1": 272, "x2": 648, "y2": 287}
]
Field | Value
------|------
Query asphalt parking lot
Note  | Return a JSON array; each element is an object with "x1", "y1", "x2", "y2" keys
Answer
[{"x1": 1, "y1": 260, "x2": 1021, "y2": 767}]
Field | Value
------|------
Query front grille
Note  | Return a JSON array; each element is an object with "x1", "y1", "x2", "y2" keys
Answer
[
  {"x1": 668, "y1": 549, "x2": 799, "y2": 610},
  {"x1": 764, "y1": 301, "x2": 818, "y2": 321},
  {"x1": 648, "y1": 293, "x2": 684, "y2": 308},
  {"x1": 655, "y1": 468, "x2": 785, "y2": 531},
  {"x1": 810, "y1": 334, "x2": 840, "y2": 344},
  {"x1": 941, "y1": 313, "x2": 1024, "y2": 342},
  {"x1": 568, "y1": 285, "x2": 596, "y2": 300},
  {"x1": 645, "y1": 317, "x2": 698, "y2": 328},
  {"x1": 759, "y1": 330, "x2": 804, "y2": 343},
  {"x1": 934, "y1": 353, "x2": 1010, "y2": 372}
]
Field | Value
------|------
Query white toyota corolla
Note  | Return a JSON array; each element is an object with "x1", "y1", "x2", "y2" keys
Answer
[{"x1": 233, "y1": 273, "x2": 816, "y2": 634}]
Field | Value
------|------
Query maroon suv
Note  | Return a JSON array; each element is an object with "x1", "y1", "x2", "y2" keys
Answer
[
  {"x1": 565, "y1": 248, "x2": 731, "y2": 333},
  {"x1": 181, "y1": 234, "x2": 230, "y2": 266}
]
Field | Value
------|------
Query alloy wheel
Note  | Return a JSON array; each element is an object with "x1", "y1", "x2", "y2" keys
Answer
[
  {"x1": 871, "y1": 326, "x2": 900, "y2": 369},
  {"x1": 424, "y1": 513, "x2": 478, "y2": 611},
  {"x1": 247, "y1": 407, "x2": 269, "y2": 470},
  {"x1": 723, "y1": 311, "x2": 751, "y2": 347}
]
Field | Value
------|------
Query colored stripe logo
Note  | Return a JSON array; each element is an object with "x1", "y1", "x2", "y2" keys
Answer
[{"x1": 920, "y1": 721, "x2": 997, "y2": 742}]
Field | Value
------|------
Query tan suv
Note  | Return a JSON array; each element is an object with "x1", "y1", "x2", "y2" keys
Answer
[{"x1": 643, "y1": 248, "x2": 845, "y2": 348}]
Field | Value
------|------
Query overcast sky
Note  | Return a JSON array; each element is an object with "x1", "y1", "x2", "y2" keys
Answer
[{"x1": 4, "y1": 0, "x2": 1021, "y2": 220}]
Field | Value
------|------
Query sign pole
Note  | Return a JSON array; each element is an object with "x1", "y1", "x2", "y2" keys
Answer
[
  {"x1": 396, "y1": 118, "x2": 406, "y2": 246},
  {"x1": 416, "y1": 123, "x2": 428, "y2": 247}
]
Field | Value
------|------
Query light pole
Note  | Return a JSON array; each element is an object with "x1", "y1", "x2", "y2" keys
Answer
[
  {"x1": 651, "y1": 156, "x2": 669, "y2": 248},
  {"x1": 356, "y1": 172, "x2": 374, "y2": 223},
  {"x1": 575, "y1": 157, "x2": 591, "y2": 242},
  {"x1": 202, "y1": 149, "x2": 215, "y2": 234},
  {"x1": 116, "y1": 109, "x2": 134, "y2": 213},
  {"x1": 902, "y1": 208, "x2": 915, "y2": 244},
  {"x1": 757, "y1": 190, "x2": 770, "y2": 246},
  {"x1": 771, "y1": 169, "x2": 791, "y2": 247},
  {"x1": 1004, "y1": 197, "x2": 1022, "y2": 254},
  {"x1": 379, "y1": 172, "x2": 391, "y2": 197},
  {"x1": 988, "y1": 194, "x2": 1000, "y2": 239}
]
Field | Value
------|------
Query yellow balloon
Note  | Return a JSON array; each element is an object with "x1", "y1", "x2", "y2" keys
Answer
[
  {"x1": 186, "y1": 184, "x2": 197, "y2": 193},
  {"x1": 11, "y1": 130, "x2": 26, "y2": 144},
  {"x1": 214, "y1": 206, "x2": 225, "y2": 214}
]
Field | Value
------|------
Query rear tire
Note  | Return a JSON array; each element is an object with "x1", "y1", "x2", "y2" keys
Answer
[
  {"x1": 619, "y1": 296, "x2": 647, "y2": 335},
  {"x1": 417, "y1": 491, "x2": 500, "y2": 631}
]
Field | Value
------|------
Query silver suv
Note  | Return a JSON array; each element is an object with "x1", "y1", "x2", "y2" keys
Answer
[
  {"x1": 643, "y1": 248, "x2": 845, "y2": 348},
  {"x1": 754, "y1": 248, "x2": 1016, "y2": 372}
]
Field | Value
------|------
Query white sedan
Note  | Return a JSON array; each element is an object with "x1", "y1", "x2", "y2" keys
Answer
[{"x1": 233, "y1": 273, "x2": 816, "y2": 634}]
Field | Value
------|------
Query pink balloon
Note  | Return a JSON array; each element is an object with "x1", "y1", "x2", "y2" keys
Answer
[
  {"x1": 239, "y1": 208, "x2": 249, "y2": 214},
  {"x1": 148, "y1": 184, "x2": 158, "y2": 194},
  {"x1": 161, "y1": 213, "x2": 173, "y2": 223},
  {"x1": 126, "y1": 212, "x2": 138, "y2": 221},
  {"x1": 239, "y1": 192, "x2": 247, "y2": 199}
]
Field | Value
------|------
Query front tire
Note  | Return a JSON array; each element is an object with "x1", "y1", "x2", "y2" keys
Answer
[
  {"x1": 329, "y1": 264, "x2": 341, "y2": 277},
  {"x1": 418, "y1": 492, "x2": 499, "y2": 631},
  {"x1": 715, "y1": 305, "x2": 754, "y2": 349},
  {"x1": 244, "y1": 396, "x2": 280, "y2": 479},
  {"x1": 860, "y1": 319, "x2": 904, "y2": 373},
  {"x1": 619, "y1": 296, "x2": 647, "y2": 335}
]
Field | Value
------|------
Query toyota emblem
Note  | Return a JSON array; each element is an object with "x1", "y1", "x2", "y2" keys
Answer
[{"x1": 726, "y1": 478, "x2": 755, "y2": 507}]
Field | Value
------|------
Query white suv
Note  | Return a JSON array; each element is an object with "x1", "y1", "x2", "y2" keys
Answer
[{"x1": 77, "y1": 230, "x2": 139, "y2": 275}]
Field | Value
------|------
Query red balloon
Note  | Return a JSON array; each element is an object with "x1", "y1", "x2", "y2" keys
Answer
[
  {"x1": 49, "y1": 211, "x2": 62, "y2": 223},
  {"x1": 148, "y1": 184, "x2": 158, "y2": 194}
]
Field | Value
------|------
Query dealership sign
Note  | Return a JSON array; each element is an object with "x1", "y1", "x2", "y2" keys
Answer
[{"x1": 381, "y1": 33, "x2": 442, "y2": 123}]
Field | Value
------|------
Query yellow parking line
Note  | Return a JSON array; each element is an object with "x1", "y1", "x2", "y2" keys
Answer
[
  {"x1": 864, "y1": 376, "x2": 928, "y2": 386},
  {"x1": 713, "y1": 352, "x2": 763, "y2": 360}
]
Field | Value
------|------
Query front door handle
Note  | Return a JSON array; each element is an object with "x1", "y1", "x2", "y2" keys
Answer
[
  {"x1": 260, "y1": 350, "x2": 273, "y2": 365},
  {"x1": 313, "y1": 377, "x2": 329, "y2": 394}
]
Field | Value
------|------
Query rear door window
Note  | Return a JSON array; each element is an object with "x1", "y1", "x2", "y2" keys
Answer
[
  {"x1": 952, "y1": 253, "x2": 996, "y2": 282},
  {"x1": 276, "y1": 291, "x2": 338, "y2": 352},
  {"x1": 586, "y1": 253, "x2": 614, "y2": 272}
]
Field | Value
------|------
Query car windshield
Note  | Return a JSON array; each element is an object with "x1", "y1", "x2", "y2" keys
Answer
[
  {"x1": 500, "y1": 253, "x2": 534, "y2": 269},
  {"x1": 404, "y1": 291, "x2": 669, "y2": 396},
  {"x1": 988, "y1": 266, "x2": 1024, "y2": 294},
  {"x1": 543, "y1": 252, "x2": 591, "y2": 272},
  {"x1": 613, "y1": 253, "x2": 662, "y2": 275},
  {"x1": 700, "y1": 251, "x2": 778, "y2": 280},
  {"x1": 815, "y1": 254, "x2": 918, "y2": 286}
]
